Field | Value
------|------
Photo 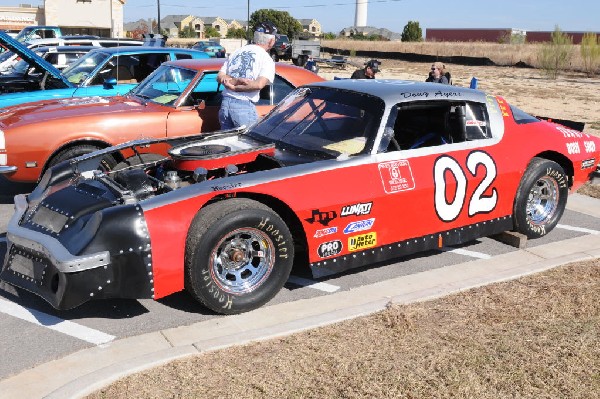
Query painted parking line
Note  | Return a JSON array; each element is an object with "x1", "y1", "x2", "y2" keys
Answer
[
  {"x1": 0, "y1": 298, "x2": 115, "y2": 345},
  {"x1": 556, "y1": 224, "x2": 599, "y2": 235},
  {"x1": 287, "y1": 275, "x2": 340, "y2": 293},
  {"x1": 440, "y1": 247, "x2": 492, "y2": 259}
]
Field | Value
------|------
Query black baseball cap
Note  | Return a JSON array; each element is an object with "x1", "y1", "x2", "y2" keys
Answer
[{"x1": 366, "y1": 59, "x2": 380, "y2": 72}]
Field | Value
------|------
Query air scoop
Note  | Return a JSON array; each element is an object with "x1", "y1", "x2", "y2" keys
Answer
[{"x1": 169, "y1": 141, "x2": 276, "y2": 171}]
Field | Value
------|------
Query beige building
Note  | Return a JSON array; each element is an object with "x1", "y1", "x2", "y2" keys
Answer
[
  {"x1": 0, "y1": 0, "x2": 126, "y2": 37},
  {"x1": 298, "y1": 18, "x2": 322, "y2": 37},
  {"x1": 150, "y1": 15, "x2": 247, "y2": 39}
]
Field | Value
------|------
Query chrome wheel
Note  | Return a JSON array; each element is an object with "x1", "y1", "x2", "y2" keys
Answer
[
  {"x1": 526, "y1": 176, "x2": 559, "y2": 225},
  {"x1": 209, "y1": 227, "x2": 275, "y2": 294}
]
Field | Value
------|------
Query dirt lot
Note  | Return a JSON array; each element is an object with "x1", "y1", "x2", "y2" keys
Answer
[{"x1": 86, "y1": 61, "x2": 600, "y2": 398}]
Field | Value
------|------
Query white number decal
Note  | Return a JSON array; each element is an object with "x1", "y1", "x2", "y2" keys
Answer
[
  {"x1": 584, "y1": 141, "x2": 596, "y2": 153},
  {"x1": 434, "y1": 151, "x2": 498, "y2": 222},
  {"x1": 434, "y1": 156, "x2": 467, "y2": 222},
  {"x1": 467, "y1": 151, "x2": 498, "y2": 216},
  {"x1": 566, "y1": 142, "x2": 580, "y2": 154}
]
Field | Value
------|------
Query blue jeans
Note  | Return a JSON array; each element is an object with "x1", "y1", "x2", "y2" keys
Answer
[{"x1": 218, "y1": 96, "x2": 259, "y2": 130}]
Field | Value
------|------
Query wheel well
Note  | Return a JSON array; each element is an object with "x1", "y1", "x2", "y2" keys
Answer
[
  {"x1": 534, "y1": 151, "x2": 575, "y2": 187},
  {"x1": 44, "y1": 139, "x2": 125, "y2": 174},
  {"x1": 207, "y1": 193, "x2": 309, "y2": 265}
]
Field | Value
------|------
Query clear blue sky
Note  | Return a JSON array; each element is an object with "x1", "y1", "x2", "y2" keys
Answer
[{"x1": 3, "y1": 0, "x2": 599, "y2": 34}]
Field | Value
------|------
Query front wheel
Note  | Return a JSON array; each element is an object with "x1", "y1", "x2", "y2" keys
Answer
[
  {"x1": 513, "y1": 157, "x2": 569, "y2": 238},
  {"x1": 185, "y1": 199, "x2": 294, "y2": 314},
  {"x1": 48, "y1": 144, "x2": 116, "y2": 172}
]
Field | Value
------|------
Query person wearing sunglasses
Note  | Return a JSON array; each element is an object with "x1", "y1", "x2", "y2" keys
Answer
[{"x1": 426, "y1": 62, "x2": 450, "y2": 84}]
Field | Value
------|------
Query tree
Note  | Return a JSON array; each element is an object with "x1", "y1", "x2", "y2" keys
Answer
[
  {"x1": 580, "y1": 32, "x2": 600, "y2": 76},
  {"x1": 401, "y1": 21, "x2": 422, "y2": 42},
  {"x1": 322, "y1": 32, "x2": 337, "y2": 40},
  {"x1": 249, "y1": 9, "x2": 302, "y2": 38},
  {"x1": 204, "y1": 26, "x2": 220, "y2": 38},
  {"x1": 537, "y1": 25, "x2": 574, "y2": 79},
  {"x1": 226, "y1": 28, "x2": 247, "y2": 39},
  {"x1": 179, "y1": 26, "x2": 196, "y2": 38}
]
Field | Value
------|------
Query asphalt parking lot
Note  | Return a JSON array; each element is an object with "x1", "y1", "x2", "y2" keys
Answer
[{"x1": 1, "y1": 173, "x2": 599, "y2": 384}]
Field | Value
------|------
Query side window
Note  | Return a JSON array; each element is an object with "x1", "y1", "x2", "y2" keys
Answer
[
  {"x1": 63, "y1": 52, "x2": 85, "y2": 65},
  {"x1": 256, "y1": 75, "x2": 295, "y2": 106},
  {"x1": 464, "y1": 103, "x2": 491, "y2": 140},
  {"x1": 390, "y1": 102, "x2": 459, "y2": 150},
  {"x1": 184, "y1": 71, "x2": 223, "y2": 106},
  {"x1": 91, "y1": 54, "x2": 137, "y2": 85},
  {"x1": 44, "y1": 53, "x2": 59, "y2": 65},
  {"x1": 175, "y1": 53, "x2": 192, "y2": 60},
  {"x1": 133, "y1": 53, "x2": 168, "y2": 82}
]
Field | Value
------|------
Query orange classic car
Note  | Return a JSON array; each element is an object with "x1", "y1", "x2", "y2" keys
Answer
[{"x1": 0, "y1": 58, "x2": 323, "y2": 182}]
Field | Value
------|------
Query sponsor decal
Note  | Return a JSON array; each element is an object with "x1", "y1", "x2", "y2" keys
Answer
[
  {"x1": 584, "y1": 141, "x2": 596, "y2": 153},
  {"x1": 466, "y1": 120, "x2": 487, "y2": 127},
  {"x1": 305, "y1": 209, "x2": 337, "y2": 226},
  {"x1": 340, "y1": 202, "x2": 372, "y2": 217},
  {"x1": 343, "y1": 218, "x2": 375, "y2": 234},
  {"x1": 211, "y1": 182, "x2": 242, "y2": 191},
  {"x1": 314, "y1": 226, "x2": 338, "y2": 238},
  {"x1": 348, "y1": 232, "x2": 377, "y2": 252},
  {"x1": 581, "y1": 158, "x2": 596, "y2": 169},
  {"x1": 556, "y1": 126, "x2": 587, "y2": 139},
  {"x1": 566, "y1": 142, "x2": 581, "y2": 155},
  {"x1": 318, "y1": 240, "x2": 343, "y2": 258},
  {"x1": 378, "y1": 160, "x2": 415, "y2": 193}
]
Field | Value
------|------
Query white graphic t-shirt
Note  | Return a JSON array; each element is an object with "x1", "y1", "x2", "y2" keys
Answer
[{"x1": 220, "y1": 44, "x2": 275, "y2": 103}]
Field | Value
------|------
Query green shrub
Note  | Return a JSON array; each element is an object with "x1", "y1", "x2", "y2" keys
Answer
[
  {"x1": 580, "y1": 32, "x2": 600, "y2": 76},
  {"x1": 537, "y1": 26, "x2": 573, "y2": 79}
]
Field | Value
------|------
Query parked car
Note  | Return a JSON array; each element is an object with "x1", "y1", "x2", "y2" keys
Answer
[
  {"x1": 191, "y1": 40, "x2": 226, "y2": 58},
  {"x1": 0, "y1": 31, "x2": 208, "y2": 103},
  {"x1": 2, "y1": 80, "x2": 598, "y2": 312},
  {"x1": 0, "y1": 45, "x2": 98, "y2": 92},
  {"x1": 0, "y1": 58, "x2": 323, "y2": 183},
  {"x1": 269, "y1": 34, "x2": 291, "y2": 61},
  {"x1": 0, "y1": 36, "x2": 143, "y2": 73}
]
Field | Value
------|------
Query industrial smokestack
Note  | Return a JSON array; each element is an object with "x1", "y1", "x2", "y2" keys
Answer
[{"x1": 355, "y1": 0, "x2": 367, "y2": 27}]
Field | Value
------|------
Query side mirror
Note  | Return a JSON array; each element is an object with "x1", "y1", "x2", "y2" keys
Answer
[
  {"x1": 103, "y1": 78, "x2": 117, "y2": 89},
  {"x1": 194, "y1": 99, "x2": 206, "y2": 110}
]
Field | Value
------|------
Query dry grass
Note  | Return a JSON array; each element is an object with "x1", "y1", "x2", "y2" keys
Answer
[
  {"x1": 88, "y1": 260, "x2": 600, "y2": 399},
  {"x1": 578, "y1": 182, "x2": 600, "y2": 198},
  {"x1": 322, "y1": 40, "x2": 590, "y2": 71}
]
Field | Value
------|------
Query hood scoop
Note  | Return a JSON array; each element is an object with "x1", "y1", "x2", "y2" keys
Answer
[{"x1": 169, "y1": 141, "x2": 276, "y2": 172}]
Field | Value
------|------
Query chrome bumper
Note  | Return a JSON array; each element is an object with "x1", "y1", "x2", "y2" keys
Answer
[{"x1": 0, "y1": 165, "x2": 17, "y2": 174}]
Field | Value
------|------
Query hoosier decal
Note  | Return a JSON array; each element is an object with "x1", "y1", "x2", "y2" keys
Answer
[
  {"x1": 348, "y1": 232, "x2": 377, "y2": 252},
  {"x1": 318, "y1": 240, "x2": 343, "y2": 258},
  {"x1": 340, "y1": 202, "x2": 372, "y2": 217},
  {"x1": 581, "y1": 158, "x2": 596, "y2": 169},
  {"x1": 378, "y1": 160, "x2": 415, "y2": 193}
]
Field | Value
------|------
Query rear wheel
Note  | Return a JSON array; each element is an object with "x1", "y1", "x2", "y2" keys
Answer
[
  {"x1": 270, "y1": 51, "x2": 279, "y2": 62},
  {"x1": 48, "y1": 144, "x2": 116, "y2": 172},
  {"x1": 185, "y1": 199, "x2": 294, "y2": 314},
  {"x1": 513, "y1": 157, "x2": 568, "y2": 238}
]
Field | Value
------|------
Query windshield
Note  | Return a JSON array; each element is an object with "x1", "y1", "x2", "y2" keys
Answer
[
  {"x1": 129, "y1": 64, "x2": 198, "y2": 106},
  {"x1": 11, "y1": 58, "x2": 31, "y2": 74},
  {"x1": 249, "y1": 87, "x2": 385, "y2": 157},
  {"x1": 0, "y1": 50, "x2": 14, "y2": 64},
  {"x1": 62, "y1": 51, "x2": 110, "y2": 85}
]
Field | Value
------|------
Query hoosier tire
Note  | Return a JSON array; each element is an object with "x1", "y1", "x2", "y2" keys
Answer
[
  {"x1": 185, "y1": 199, "x2": 294, "y2": 314},
  {"x1": 513, "y1": 157, "x2": 569, "y2": 238}
]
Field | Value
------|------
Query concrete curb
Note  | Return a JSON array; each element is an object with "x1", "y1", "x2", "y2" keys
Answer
[{"x1": 1, "y1": 194, "x2": 599, "y2": 399}]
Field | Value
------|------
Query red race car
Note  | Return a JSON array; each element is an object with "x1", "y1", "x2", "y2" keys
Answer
[{"x1": 2, "y1": 80, "x2": 599, "y2": 314}]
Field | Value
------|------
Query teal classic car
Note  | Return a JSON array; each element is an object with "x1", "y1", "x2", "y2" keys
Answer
[{"x1": 0, "y1": 31, "x2": 209, "y2": 108}]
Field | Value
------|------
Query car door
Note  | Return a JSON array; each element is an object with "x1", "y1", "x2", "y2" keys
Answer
[{"x1": 372, "y1": 99, "x2": 513, "y2": 247}]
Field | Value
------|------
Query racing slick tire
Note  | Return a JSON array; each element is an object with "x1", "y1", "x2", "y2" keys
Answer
[
  {"x1": 513, "y1": 157, "x2": 568, "y2": 239},
  {"x1": 185, "y1": 198, "x2": 295, "y2": 314},
  {"x1": 48, "y1": 144, "x2": 117, "y2": 173}
]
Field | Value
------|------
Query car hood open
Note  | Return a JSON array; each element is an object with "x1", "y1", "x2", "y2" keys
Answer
[{"x1": 0, "y1": 31, "x2": 72, "y2": 89}]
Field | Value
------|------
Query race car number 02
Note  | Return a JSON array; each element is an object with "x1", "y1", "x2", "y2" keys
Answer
[{"x1": 434, "y1": 151, "x2": 498, "y2": 222}]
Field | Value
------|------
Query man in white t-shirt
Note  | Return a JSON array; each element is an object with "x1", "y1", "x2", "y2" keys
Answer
[{"x1": 217, "y1": 22, "x2": 277, "y2": 130}]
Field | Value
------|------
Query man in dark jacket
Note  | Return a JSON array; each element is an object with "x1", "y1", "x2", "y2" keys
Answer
[{"x1": 351, "y1": 59, "x2": 380, "y2": 79}]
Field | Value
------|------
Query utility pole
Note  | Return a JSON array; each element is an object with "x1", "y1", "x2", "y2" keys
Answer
[
  {"x1": 157, "y1": 0, "x2": 161, "y2": 34},
  {"x1": 247, "y1": 0, "x2": 250, "y2": 44}
]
